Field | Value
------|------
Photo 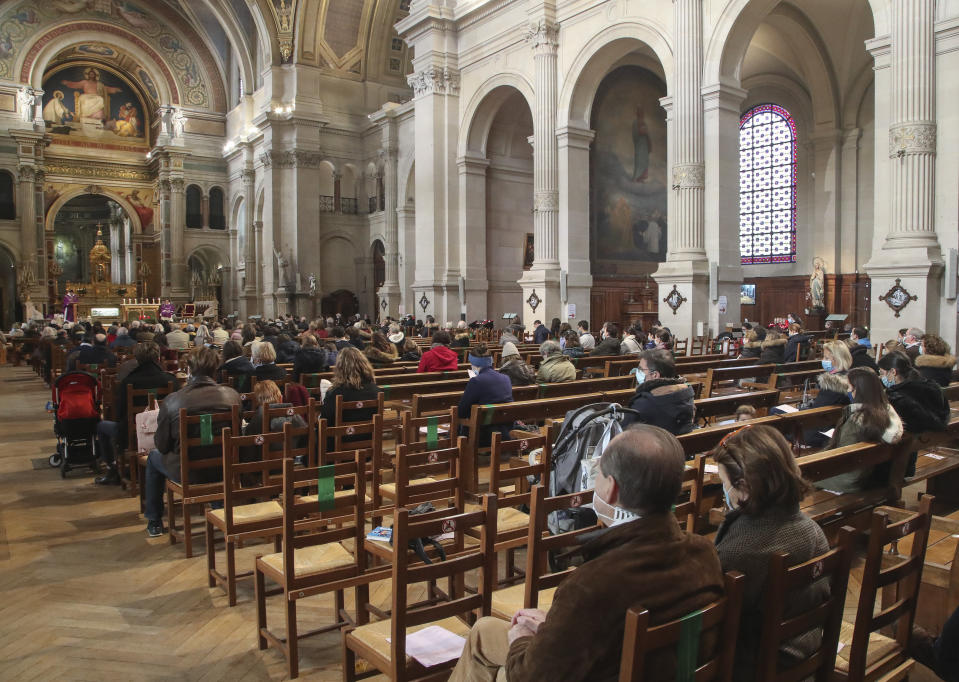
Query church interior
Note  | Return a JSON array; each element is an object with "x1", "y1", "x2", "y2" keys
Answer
[{"x1": 2, "y1": 0, "x2": 959, "y2": 679}]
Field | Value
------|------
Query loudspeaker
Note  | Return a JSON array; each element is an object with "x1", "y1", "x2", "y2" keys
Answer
[
  {"x1": 709, "y1": 261, "x2": 718, "y2": 301},
  {"x1": 560, "y1": 270, "x2": 568, "y2": 303},
  {"x1": 947, "y1": 248, "x2": 958, "y2": 300}
]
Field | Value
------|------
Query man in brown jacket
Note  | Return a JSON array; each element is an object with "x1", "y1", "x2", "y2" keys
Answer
[
  {"x1": 449, "y1": 425, "x2": 724, "y2": 682},
  {"x1": 143, "y1": 346, "x2": 241, "y2": 537}
]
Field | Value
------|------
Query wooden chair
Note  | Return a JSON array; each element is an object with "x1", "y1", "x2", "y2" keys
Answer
[
  {"x1": 675, "y1": 456, "x2": 705, "y2": 533},
  {"x1": 491, "y1": 485, "x2": 600, "y2": 621},
  {"x1": 205, "y1": 428, "x2": 286, "y2": 606},
  {"x1": 255, "y1": 453, "x2": 375, "y2": 678},
  {"x1": 834, "y1": 495, "x2": 934, "y2": 681},
  {"x1": 755, "y1": 526, "x2": 856, "y2": 682},
  {"x1": 673, "y1": 338, "x2": 689, "y2": 356},
  {"x1": 479, "y1": 431, "x2": 551, "y2": 587},
  {"x1": 333, "y1": 392, "x2": 384, "y2": 450},
  {"x1": 342, "y1": 495, "x2": 498, "y2": 682},
  {"x1": 165, "y1": 406, "x2": 239, "y2": 558},
  {"x1": 398, "y1": 408, "x2": 458, "y2": 450},
  {"x1": 618, "y1": 571, "x2": 745, "y2": 682}
]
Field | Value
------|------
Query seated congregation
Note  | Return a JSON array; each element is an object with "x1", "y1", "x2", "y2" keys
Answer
[{"x1": 7, "y1": 311, "x2": 959, "y2": 681}]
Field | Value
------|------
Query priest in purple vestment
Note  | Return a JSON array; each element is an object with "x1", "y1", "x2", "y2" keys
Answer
[
  {"x1": 159, "y1": 299, "x2": 176, "y2": 320},
  {"x1": 62, "y1": 290, "x2": 78, "y2": 322}
]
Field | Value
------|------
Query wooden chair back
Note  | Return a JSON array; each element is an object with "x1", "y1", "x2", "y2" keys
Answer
[
  {"x1": 318, "y1": 414, "x2": 383, "y2": 464},
  {"x1": 390, "y1": 438, "x2": 465, "y2": 512},
  {"x1": 126, "y1": 382, "x2": 175, "y2": 450},
  {"x1": 219, "y1": 427, "x2": 287, "y2": 536},
  {"x1": 333, "y1": 392, "x2": 384, "y2": 449},
  {"x1": 398, "y1": 408, "x2": 458, "y2": 450},
  {"x1": 756, "y1": 526, "x2": 855, "y2": 682},
  {"x1": 524, "y1": 485, "x2": 601, "y2": 608},
  {"x1": 840, "y1": 495, "x2": 933, "y2": 680},
  {"x1": 488, "y1": 431, "x2": 551, "y2": 515},
  {"x1": 387, "y1": 495, "x2": 497, "y2": 673},
  {"x1": 176, "y1": 405, "x2": 239, "y2": 496},
  {"x1": 674, "y1": 456, "x2": 705, "y2": 533},
  {"x1": 268, "y1": 402, "x2": 317, "y2": 467},
  {"x1": 618, "y1": 571, "x2": 745, "y2": 682},
  {"x1": 277, "y1": 452, "x2": 368, "y2": 591},
  {"x1": 673, "y1": 338, "x2": 689, "y2": 356}
]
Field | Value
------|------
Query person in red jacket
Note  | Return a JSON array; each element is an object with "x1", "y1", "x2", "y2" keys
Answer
[{"x1": 417, "y1": 330, "x2": 460, "y2": 372}]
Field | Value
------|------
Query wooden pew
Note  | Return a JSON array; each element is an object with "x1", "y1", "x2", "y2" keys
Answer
[
  {"x1": 693, "y1": 389, "x2": 781, "y2": 424},
  {"x1": 702, "y1": 363, "x2": 776, "y2": 397}
]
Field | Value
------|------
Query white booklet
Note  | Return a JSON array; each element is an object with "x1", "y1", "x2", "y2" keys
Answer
[
  {"x1": 774, "y1": 404, "x2": 799, "y2": 413},
  {"x1": 388, "y1": 625, "x2": 466, "y2": 667}
]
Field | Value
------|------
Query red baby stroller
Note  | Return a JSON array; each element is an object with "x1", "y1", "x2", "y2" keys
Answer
[{"x1": 48, "y1": 370, "x2": 101, "y2": 478}]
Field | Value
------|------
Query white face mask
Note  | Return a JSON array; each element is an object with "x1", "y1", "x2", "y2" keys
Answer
[{"x1": 593, "y1": 487, "x2": 618, "y2": 526}]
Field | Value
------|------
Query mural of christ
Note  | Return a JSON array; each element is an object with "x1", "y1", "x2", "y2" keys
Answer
[{"x1": 60, "y1": 68, "x2": 122, "y2": 122}]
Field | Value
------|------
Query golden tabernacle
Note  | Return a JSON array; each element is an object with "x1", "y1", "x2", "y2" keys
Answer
[{"x1": 63, "y1": 226, "x2": 140, "y2": 321}]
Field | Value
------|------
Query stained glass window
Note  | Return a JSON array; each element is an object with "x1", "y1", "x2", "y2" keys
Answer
[{"x1": 739, "y1": 104, "x2": 797, "y2": 265}]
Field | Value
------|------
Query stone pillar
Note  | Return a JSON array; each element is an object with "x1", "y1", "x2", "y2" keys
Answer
[
  {"x1": 396, "y1": 203, "x2": 416, "y2": 316},
  {"x1": 124, "y1": 216, "x2": 134, "y2": 285},
  {"x1": 457, "y1": 152, "x2": 490, "y2": 321},
  {"x1": 810, "y1": 131, "x2": 842, "y2": 274},
  {"x1": 157, "y1": 178, "x2": 172, "y2": 297},
  {"x1": 865, "y1": 0, "x2": 941, "y2": 342},
  {"x1": 333, "y1": 172, "x2": 342, "y2": 214},
  {"x1": 16, "y1": 164, "x2": 38, "y2": 302},
  {"x1": 109, "y1": 218, "x2": 121, "y2": 283},
  {"x1": 241, "y1": 167, "x2": 257, "y2": 316},
  {"x1": 201, "y1": 192, "x2": 210, "y2": 229},
  {"x1": 519, "y1": 17, "x2": 562, "y2": 330},
  {"x1": 653, "y1": 0, "x2": 710, "y2": 339},
  {"x1": 558, "y1": 124, "x2": 595, "y2": 328},
  {"x1": 838, "y1": 128, "x2": 862, "y2": 274},
  {"x1": 701, "y1": 83, "x2": 748, "y2": 335},
  {"x1": 371, "y1": 105, "x2": 403, "y2": 317},
  {"x1": 169, "y1": 178, "x2": 188, "y2": 298}
]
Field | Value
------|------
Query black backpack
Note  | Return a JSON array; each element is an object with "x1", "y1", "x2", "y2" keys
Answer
[{"x1": 390, "y1": 502, "x2": 447, "y2": 564}]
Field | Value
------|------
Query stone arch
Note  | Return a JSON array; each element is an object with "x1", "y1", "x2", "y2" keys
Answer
[
  {"x1": 559, "y1": 23, "x2": 673, "y2": 130},
  {"x1": 23, "y1": 26, "x2": 180, "y2": 107},
  {"x1": 44, "y1": 187, "x2": 143, "y2": 236},
  {"x1": 341, "y1": 164, "x2": 358, "y2": 199},
  {"x1": 318, "y1": 160, "x2": 336, "y2": 198},
  {"x1": 704, "y1": 0, "x2": 882, "y2": 86},
  {"x1": 459, "y1": 72, "x2": 535, "y2": 157}
]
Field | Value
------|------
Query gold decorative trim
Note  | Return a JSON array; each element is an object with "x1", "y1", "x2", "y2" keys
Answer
[{"x1": 43, "y1": 162, "x2": 152, "y2": 181}]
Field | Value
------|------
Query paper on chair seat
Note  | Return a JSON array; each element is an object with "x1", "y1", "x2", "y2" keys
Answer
[
  {"x1": 775, "y1": 404, "x2": 799, "y2": 413},
  {"x1": 703, "y1": 464, "x2": 719, "y2": 474},
  {"x1": 387, "y1": 625, "x2": 466, "y2": 667},
  {"x1": 820, "y1": 428, "x2": 835, "y2": 439}
]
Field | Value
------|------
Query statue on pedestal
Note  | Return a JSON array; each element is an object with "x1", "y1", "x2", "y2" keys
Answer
[
  {"x1": 308, "y1": 273, "x2": 317, "y2": 297},
  {"x1": 809, "y1": 257, "x2": 826, "y2": 311},
  {"x1": 274, "y1": 249, "x2": 291, "y2": 289}
]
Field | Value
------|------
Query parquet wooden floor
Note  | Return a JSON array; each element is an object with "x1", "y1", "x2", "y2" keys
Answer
[{"x1": 0, "y1": 365, "x2": 944, "y2": 680}]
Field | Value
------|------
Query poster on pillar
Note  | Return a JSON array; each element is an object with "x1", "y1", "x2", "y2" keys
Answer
[{"x1": 590, "y1": 66, "x2": 667, "y2": 272}]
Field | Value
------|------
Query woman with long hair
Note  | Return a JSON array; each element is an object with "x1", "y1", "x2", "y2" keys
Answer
[
  {"x1": 364, "y1": 331, "x2": 398, "y2": 367},
  {"x1": 320, "y1": 346, "x2": 380, "y2": 427},
  {"x1": 916, "y1": 333, "x2": 956, "y2": 386},
  {"x1": 817, "y1": 366, "x2": 903, "y2": 493},
  {"x1": 713, "y1": 424, "x2": 828, "y2": 682}
]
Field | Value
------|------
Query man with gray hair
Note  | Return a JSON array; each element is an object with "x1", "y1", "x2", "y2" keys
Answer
[
  {"x1": 110, "y1": 326, "x2": 136, "y2": 350},
  {"x1": 901, "y1": 326, "x2": 924, "y2": 361},
  {"x1": 535, "y1": 339, "x2": 575, "y2": 383},
  {"x1": 449, "y1": 425, "x2": 725, "y2": 682}
]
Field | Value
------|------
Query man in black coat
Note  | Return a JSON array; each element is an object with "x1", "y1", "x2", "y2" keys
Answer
[
  {"x1": 66, "y1": 333, "x2": 117, "y2": 371},
  {"x1": 532, "y1": 320, "x2": 550, "y2": 344},
  {"x1": 95, "y1": 341, "x2": 176, "y2": 485},
  {"x1": 622, "y1": 349, "x2": 695, "y2": 437},
  {"x1": 847, "y1": 339, "x2": 878, "y2": 371},
  {"x1": 590, "y1": 322, "x2": 623, "y2": 357}
]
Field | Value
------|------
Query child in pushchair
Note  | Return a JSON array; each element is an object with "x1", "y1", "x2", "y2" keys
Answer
[{"x1": 48, "y1": 370, "x2": 101, "y2": 478}]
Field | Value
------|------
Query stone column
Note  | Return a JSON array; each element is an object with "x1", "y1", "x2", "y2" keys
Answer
[
  {"x1": 653, "y1": 0, "x2": 711, "y2": 339},
  {"x1": 157, "y1": 178, "x2": 173, "y2": 297},
  {"x1": 370, "y1": 104, "x2": 403, "y2": 317},
  {"x1": 558, "y1": 124, "x2": 595, "y2": 327},
  {"x1": 333, "y1": 172, "x2": 342, "y2": 214},
  {"x1": 519, "y1": 18, "x2": 562, "y2": 330},
  {"x1": 838, "y1": 128, "x2": 862, "y2": 274},
  {"x1": 241, "y1": 167, "x2": 257, "y2": 316},
  {"x1": 865, "y1": 0, "x2": 941, "y2": 342},
  {"x1": 169, "y1": 178, "x2": 188, "y2": 298},
  {"x1": 201, "y1": 192, "x2": 210, "y2": 230},
  {"x1": 701, "y1": 83, "x2": 748, "y2": 335},
  {"x1": 16, "y1": 164, "x2": 38, "y2": 302},
  {"x1": 457, "y1": 152, "x2": 490, "y2": 321},
  {"x1": 109, "y1": 218, "x2": 121, "y2": 283}
]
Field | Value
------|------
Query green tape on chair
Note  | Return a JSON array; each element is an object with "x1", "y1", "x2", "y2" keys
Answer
[
  {"x1": 482, "y1": 405, "x2": 495, "y2": 426},
  {"x1": 426, "y1": 416, "x2": 439, "y2": 450},
  {"x1": 88, "y1": 364, "x2": 98, "y2": 371},
  {"x1": 675, "y1": 609, "x2": 704, "y2": 682},
  {"x1": 316, "y1": 464, "x2": 335, "y2": 511},
  {"x1": 538, "y1": 383, "x2": 548, "y2": 399},
  {"x1": 382, "y1": 385, "x2": 391, "y2": 400},
  {"x1": 199, "y1": 414, "x2": 213, "y2": 445},
  {"x1": 148, "y1": 388, "x2": 158, "y2": 402}
]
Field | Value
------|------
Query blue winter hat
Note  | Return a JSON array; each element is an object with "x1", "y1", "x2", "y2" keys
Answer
[{"x1": 468, "y1": 353, "x2": 492, "y2": 368}]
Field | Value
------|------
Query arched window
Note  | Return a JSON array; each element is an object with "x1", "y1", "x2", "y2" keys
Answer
[
  {"x1": 185, "y1": 184, "x2": 203, "y2": 228},
  {"x1": 0, "y1": 171, "x2": 15, "y2": 220},
  {"x1": 739, "y1": 104, "x2": 797, "y2": 264},
  {"x1": 209, "y1": 187, "x2": 225, "y2": 229}
]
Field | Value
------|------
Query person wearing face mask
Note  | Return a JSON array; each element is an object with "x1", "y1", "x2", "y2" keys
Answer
[
  {"x1": 844, "y1": 336, "x2": 878, "y2": 371},
  {"x1": 589, "y1": 321, "x2": 623, "y2": 356},
  {"x1": 448, "y1": 426, "x2": 724, "y2": 682},
  {"x1": 622, "y1": 349, "x2": 695, "y2": 436},
  {"x1": 457, "y1": 344, "x2": 513, "y2": 447},
  {"x1": 899, "y1": 326, "x2": 924, "y2": 361},
  {"x1": 816, "y1": 367, "x2": 903, "y2": 493},
  {"x1": 783, "y1": 323, "x2": 811, "y2": 363},
  {"x1": 713, "y1": 424, "x2": 829, "y2": 682}
]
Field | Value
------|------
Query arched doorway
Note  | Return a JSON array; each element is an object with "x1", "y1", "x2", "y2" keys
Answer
[
  {"x1": 321, "y1": 289, "x2": 358, "y2": 319},
  {"x1": 50, "y1": 194, "x2": 134, "y2": 293}
]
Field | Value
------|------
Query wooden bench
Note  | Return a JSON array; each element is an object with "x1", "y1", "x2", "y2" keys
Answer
[
  {"x1": 693, "y1": 389, "x2": 781, "y2": 424},
  {"x1": 703, "y1": 363, "x2": 776, "y2": 397}
]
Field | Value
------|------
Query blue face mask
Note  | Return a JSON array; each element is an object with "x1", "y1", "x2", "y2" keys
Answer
[
  {"x1": 881, "y1": 375, "x2": 895, "y2": 388},
  {"x1": 857, "y1": 338, "x2": 870, "y2": 347},
  {"x1": 723, "y1": 486, "x2": 737, "y2": 511},
  {"x1": 635, "y1": 370, "x2": 646, "y2": 386},
  {"x1": 919, "y1": 346, "x2": 925, "y2": 355},
  {"x1": 847, "y1": 391, "x2": 855, "y2": 402},
  {"x1": 821, "y1": 359, "x2": 833, "y2": 372}
]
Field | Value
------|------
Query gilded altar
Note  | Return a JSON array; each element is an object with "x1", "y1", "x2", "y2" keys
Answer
[{"x1": 63, "y1": 226, "x2": 139, "y2": 320}]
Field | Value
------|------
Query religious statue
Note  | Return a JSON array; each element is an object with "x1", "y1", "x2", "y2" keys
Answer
[
  {"x1": 62, "y1": 289, "x2": 78, "y2": 322},
  {"x1": 88, "y1": 226, "x2": 111, "y2": 284},
  {"x1": 159, "y1": 298, "x2": 177, "y2": 321},
  {"x1": 42, "y1": 90, "x2": 73, "y2": 126},
  {"x1": 274, "y1": 248, "x2": 291, "y2": 287},
  {"x1": 308, "y1": 272, "x2": 317, "y2": 297},
  {"x1": 809, "y1": 257, "x2": 826, "y2": 310}
]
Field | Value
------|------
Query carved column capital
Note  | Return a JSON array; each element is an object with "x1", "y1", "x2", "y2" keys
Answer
[
  {"x1": 888, "y1": 122, "x2": 936, "y2": 158},
  {"x1": 671, "y1": 163, "x2": 705, "y2": 189},
  {"x1": 533, "y1": 191, "x2": 559, "y2": 212},
  {"x1": 407, "y1": 65, "x2": 461, "y2": 97},
  {"x1": 526, "y1": 19, "x2": 559, "y2": 54}
]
